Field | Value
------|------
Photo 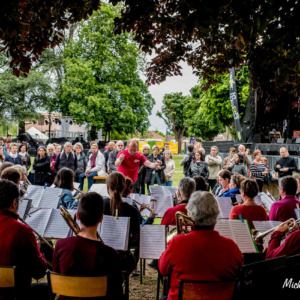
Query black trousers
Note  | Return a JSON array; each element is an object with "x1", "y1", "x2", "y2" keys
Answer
[{"x1": 208, "y1": 179, "x2": 217, "y2": 192}]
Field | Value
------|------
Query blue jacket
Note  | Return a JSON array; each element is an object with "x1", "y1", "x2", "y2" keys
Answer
[
  {"x1": 57, "y1": 189, "x2": 78, "y2": 209},
  {"x1": 221, "y1": 188, "x2": 240, "y2": 198},
  {"x1": 4, "y1": 155, "x2": 23, "y2": 166}
]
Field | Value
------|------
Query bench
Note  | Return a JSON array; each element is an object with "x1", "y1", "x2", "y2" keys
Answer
[{"x1": 92, "y1": 176, "x2": 107, "y2": 184}]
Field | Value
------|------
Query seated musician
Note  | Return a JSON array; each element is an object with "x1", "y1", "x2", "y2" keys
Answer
[
  {"x1": 159, "y1": 191, "x2": 244, "y2": 300},
  {"x1": 221, "y1": 173, "x2": 245, "y2": 199},
  {"x1": 216, "y1": 169, "x2": 231, "y2": 196},
  {"x1": 104, "y1": 172, "x2": 140, "y2": 274},
  {"x1": 265, "y1": 222, "x2": 300, "y2": 259},
  {"x1": 1, "y1": 167, "x2": 21, "y2": 186},
  {"x1": 0, "y1": 180, "x2": 48, "y2": 300},
  {"x1": 269, "y1": 176, "x2": 300, "y2": 222},
  {"x1": 229, "y1": 179, "x2": 268, "y2": 229},
  {"x1": 52, "y1": 192, "x2": 124, "y2": 299},
  {"x1": 54, "y1": 167, "x2": 78, "y2": 209},
  {"x1": 194, "y1": 175, "x2": 209, "y2": 191},
  {"x1": 161, "y1": 177, "x2": 196, "y2": 226},
  {"x1": 0, "y1": 162, "x2": 13, "y2": 178}
]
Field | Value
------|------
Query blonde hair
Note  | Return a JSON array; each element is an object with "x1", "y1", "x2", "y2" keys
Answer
[
  {"x1": 12, "y1": 165, "x2": 27, "y2": 176},
  {"x1": 141, "y1": 144, "x2": 150, "y2": 151},
  {"x1": 152, "y1": 145, "x2": 160, "y2": 151}
]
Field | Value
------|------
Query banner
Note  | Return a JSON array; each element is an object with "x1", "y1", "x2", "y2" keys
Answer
[{"x1": 229, "y1": 68, "x2": 243, "y2": 143}]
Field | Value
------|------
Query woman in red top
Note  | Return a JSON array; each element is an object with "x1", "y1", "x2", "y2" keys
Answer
[{"x1": 229, "y1": 179, "x2": 268, "y2": 229}]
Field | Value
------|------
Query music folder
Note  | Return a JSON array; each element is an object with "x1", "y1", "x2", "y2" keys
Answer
[
  {"x1": 18, "y1": 198, "x2": 32, "y2": 219},
  {"x1": 216, "y1": 197, "x2": 233, "y2": 219},
  {"x1": 129, "y1": 193, "x2": 152, "y2": 217},
  {"x1": 151, "y1": 194, "x2": 173, "y2": 218}
]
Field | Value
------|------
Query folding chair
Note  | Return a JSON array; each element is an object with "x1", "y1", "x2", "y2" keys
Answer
[
  {"x1": 0, "y1": 266, "x2": 16, "y2": 300},
  {"x1": 178, "y1": 280, "x2": 236, "y2": 300},
  {"x1": 47, "y1": 271, "x2": 109, "y2": 299}
]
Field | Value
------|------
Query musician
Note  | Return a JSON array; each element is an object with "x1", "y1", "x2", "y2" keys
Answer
[
  {"x1": 104, "y1": 172, "x2": 140, "y2": 274},
  {"x1": 221, "y1": 173, "x2": 244, "y2": 198},
  {"x1": 229, "y1": 179, "x2": 268, "y2": 229},
  {"x1": 0, "y1": 162, "x2": 13, "y2": 178},
  {"x1": 115, "y1": 139, "x2": 159, "y2": 183},
  {"x1": 52, "y1": 192, "x2": 124, "y2": 299},
  {"x1": 216, "y1": 169, "x2": 231, "y2": 196},
  {"x1": 265, "y1": 223, "x2": 300, "y2": 259},
  {"x1": 161, "y1": 177, "x2": 196, "y2": 226},
  {"x1": 159, "y1": 191, "x2": 244, "y2": 300},
  {"x1": 194, "y1": 175, "x2": 209, "y2": 191},
  {"x1": 0, "y1": 180, "x2": 48, "y2": 299},
  {"x1": 54, "y1": 167, "x2": 78, "y2": 209},
  {"x1": 269, "y1": 176, "x2": 300, "y2": 222}
]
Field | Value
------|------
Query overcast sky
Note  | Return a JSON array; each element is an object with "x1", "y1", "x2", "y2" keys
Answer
[{"x1": 144, "y1": 61, "x2": 199, "y2": 133}]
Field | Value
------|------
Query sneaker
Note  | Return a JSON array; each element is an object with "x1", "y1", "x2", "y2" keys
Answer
[
  {"x1": 147, "y1": 259, "x2": 158, "y2": 270},
  {"x1": 131, "y1": 268, "x2": 140, "y2": 277}
]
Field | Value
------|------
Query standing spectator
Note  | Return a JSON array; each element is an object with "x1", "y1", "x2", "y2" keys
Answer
[
  {"x1": 74, "y1": 142, "x2": 87, "y2": 182},
  {"x1": 199, "y1": 147, "x2": 206, "y2": 161},
  {"x1": 53, "y1": 143, "x2": 62, "y2": 160},
  {"x1": 145, "y1": 145, "x2": 166, "y2": 189},
  {"x1": 249, "y1": 150, "x2": 268, "y2": 192},
  {"x1": 0, "y1": 137, "x2": 7, "y2": 156},
  {"x1": 274, "y1": 147, "x2": 298, "y2": 178},
  {"x1": 4, "y1": 138, "x2": 12, "y2": 156},
  {"x1": 227, "y1": 153, "x2": 247, "y2": 176},
  {"x1": 78, "y1": 143, "x2": 106, "y2": 190},
  {"x1": 47, "y1": 144, "x2": 56, "y2": 186},
  {"x1": 163, "y1": 150, "x2": 175, "y2": 186},
  {"x1": 4, "y1": 143, "x2": 23, "y2": 166},
  {"x1": 235, "y1": 144, "x2": 251, "y2": 174},
  {"x1": 180, "y1": 144, "x2": 195, "y2": 177},
  {"x1": 104, "y1": 142, "x2": 115, "y2": 168},
  {"x1": 269, "y1": 176, "x2": 300, "y2": 222},
  {"x1": 188, "y1": 150, "x2": 209, "y2": 181},
  {"x1": 223, "y1": 147, "x2": 236, "y2": 169},
  {"x1": 160, "y1": 142, "x2": 172, "y2": 158},
  {"x1": 0, "y1": 146, "x2": 5, "y2": 167},
  {"x1": 55, "y1": 142, "x2": 78, "y2": 173},
  {"x1": 108, "y1": 140, "x2": 124, "y2": 174},
  {"x1": 32, "y1": 146, "x2": 51, "y2": 186},
  {"x1": 138, "y1": 144, "x2": 151, "y2": 194},
  {"x1": 205, "y1": 146, "x2": 222, "y2": 191},
  {"x1": 18, "y1": 144, "x2": 31, "y2": 170}
]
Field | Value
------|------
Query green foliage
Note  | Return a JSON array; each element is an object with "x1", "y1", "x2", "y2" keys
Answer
[{"x1": 61, "y1": 4, "x2": 154, "y2": 138}]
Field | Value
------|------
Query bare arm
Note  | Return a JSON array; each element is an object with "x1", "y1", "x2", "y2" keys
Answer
[
  {"x1": 144, "y1": 160, "x2": 159, "y2": 169},
  {"x1": 115, "y1": 153, "x2": 125, "y2": 167}
]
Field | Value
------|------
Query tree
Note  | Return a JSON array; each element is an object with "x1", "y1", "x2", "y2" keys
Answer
[
  {"x1": 111, "y1": 0, "x2": 300, "y2": 106},
  {"x1": 1, "y1": 0, "x2": 101, "y2": 76},
  {"x1": 157, "y1": 93, "x2": 188, "y2": 153},
  {"x1": 61, "y1": 4, "x2": 154, "y2": 140}
]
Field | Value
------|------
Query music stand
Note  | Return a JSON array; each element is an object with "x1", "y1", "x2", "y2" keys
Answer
[{"x1": 276, "y1": 138, "x2": 284, "y2": 144}]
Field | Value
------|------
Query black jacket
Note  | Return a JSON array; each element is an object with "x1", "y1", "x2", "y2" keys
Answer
[
  {"x1": 55, "y1": 151, "x2": 78, "y2": 172},
  {"x1": 188, "y1": 161, "x2": 209, "y2": 180},
  {"x1": 32, "y1": 155, "x2": 51, "y2": 184},
  {"x1": 145, "y1": 154, "x2": 166, "y2": 184},
  {"x1": 4, "y1": 155, "x2": 23, "y2": 166}
]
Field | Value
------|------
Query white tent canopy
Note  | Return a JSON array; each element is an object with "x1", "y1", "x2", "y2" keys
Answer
[{"x1": 26, "y1": 127, "x2": 48, "y2": 141}]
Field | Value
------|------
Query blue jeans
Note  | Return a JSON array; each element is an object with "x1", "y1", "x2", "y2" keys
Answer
[
  {"x1": 151, "y1": 173, "x2": 162, "y2": 185},
  {"x1": 78, "y1": 171, "x2": 98, "y2": 190},
  {"x1": 162, "y1": 181, "x2": 173, "y2": 186}
]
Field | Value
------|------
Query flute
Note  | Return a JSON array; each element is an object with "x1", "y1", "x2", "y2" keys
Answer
[{"x1": 131, "y1": 198, "x2": 154, "y2": 213}]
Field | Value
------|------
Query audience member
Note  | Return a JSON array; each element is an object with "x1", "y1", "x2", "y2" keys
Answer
[
  {"x1": 0, "y1": 146, "x2": 5, "y2": 166},
  {"x1": 0, "y1": 137, "x2": 7, "y2": 156},
  {"x1": 188, "y1": 150, "x2": 209, "y2": 180},
  {"x1": 55, "y1": 142, "x2": 78, "y2": 173},
  {"x1": 4, "y1": 138, "x2": 12, "y2": 155},
  {"x1": 223, "y1": 147, "x2": 236, "y2": 169},
  {"x1": 274, "y1": 147, "x2": 298, "y2": 178},
  {"x1": 32, "y1": 146, "x2": 51, "y2": 186},
  {"x1": 227, "y1": 153, "x2": 247, "y2": 176},
  {"x1": 235, "y1": 144, "x2": 251, "y2": 174},
  {"x1": 74, "y1": 142, "x2": 87, "y2": 182},
  {"x1": 4, "y1": 143, "x2": 23, "y2": 165},
  {"x1": 163, "y1": 150, "x2": 175, "y2": 186},
  {"x1": 108, "y1": 140, "x2": 124, "y2": 174},
  {"x1": 180, "y1": 144, "x2": 195, "y2": 177},
  {"x1": 205, "y1": 146, "x2": 222, "y2": 190},
  {"x1": 249, "y1": 150, "x2": 268, "y2": 192},
  {"x1": 18, "y1": 144, "x2": 31, "y2": 170}
]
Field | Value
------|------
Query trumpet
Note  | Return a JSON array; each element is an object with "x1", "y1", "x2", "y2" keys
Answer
[
  {"x1": 167, "y1": 211, "x2": 195, "y2": 243},
  {"x1": 252, "y1": 218, "x2": 300, "y2": 246},
  {"x1": 18, "y1": 216, "x2": 53, "y2": 268}
]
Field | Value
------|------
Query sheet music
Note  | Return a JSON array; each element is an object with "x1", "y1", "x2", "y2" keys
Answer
[
  {"x1": 252, "y1": 221, "x2": 282, "y2": 248},
  {"x1": 163, "y1": 186, "x2": 178, "y2": 198},
  {"x1": 72, "y1": 182, "x2": 80, "y2": 196},
  {"x1": 129, "y1": 194, "x2": 151, "y2": 217},
  {"x1": 89, "y1": 184, "x2": 109, "y2": 197},
  {"x1": 216, "y1": 197, "x2": 233, "y2": 219},
  {"x1": 235, "y1": 194, "x2": 262, "y2": 206},
  {"x1": 38, "y1": 187, "x2": 63, "y2": 208},
  {"x1": 215, "y1": 219, "x2": 257, "y2": 253},
  {"x1": 18, "y1": 199, "x2": 32, "y2": 219},
  {"x1": 152, "y1": 194, "x2": 173, "y2": 218},
  {"x1": 25, "y1": 208, "x2": 52, "y2": 236},
  {"x1": 149, "y1": 186, "x2": 166, "y2": 195},
  {"x1": 122, "y1": 198, "x2": 133, "y2": 205},
  {"x1": 26, "y1": 185, "x2": 44, "y2": 207},
  {"x1": 260, "y1": 193, "x2": 274, "y2": 211},
  {"x1": 140, "y1": 225, "x2": 166, "y2": 259},
  {"x1": 100, "y1": 215, "x2": 130, "y2": 251}
]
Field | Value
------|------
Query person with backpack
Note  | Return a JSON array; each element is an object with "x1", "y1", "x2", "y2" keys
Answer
[
  {"x1": 180, "y1": 144, "x2": 195, "y2": 177},
  {"x1": 54, "y1": 142, "x2": 78, "y2": 173}
]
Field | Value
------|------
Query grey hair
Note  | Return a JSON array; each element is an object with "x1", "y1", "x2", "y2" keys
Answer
[
  {"x1": 12, "y1": 165, "x2": 27, "y2": 176},
  {"x1": 47, "y1": 143, "x2": 55, "y2": 150},
  {"x1": 238, "y1": 144, "x2": 245, "y2": 150},
  {"x1": 64, "y1": 142, "x2": 72, "y2": 148},
  {"x1": 178, "y1": 177, "x2": 196, "y2": 200},
  {"x1": 141, "y1": 143, "x2": 150, "y2": 151},
  {"x1": 211, "y1": 146, "x2": 218, "y2": 152},
  {"x1": 199, "y1": 147, "x2": 205, "y2": 154},
  {"x1": 116, "y1": 140, "x2": 124, "y2": 146},
  {"x1": 74, "y1": 142, "x2": 83, "y2": 150},
  {"x1": 163, "y1": 149, "x2": 172, "y2": 158},
  {"x1": 186, "y1": 191, "x2": 220, "y2": 227}
]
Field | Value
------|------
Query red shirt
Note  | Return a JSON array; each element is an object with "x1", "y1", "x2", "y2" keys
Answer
[
  {"x1": 0, "y1": 210, "x2": 47, "y2": 296},
  {"x1": 266, "y1": 230, "x2": 300, "y2": 259},
  {"x1": 229, "y1": 204, "x2": 268, "y2": 229},
  {"x1": 161, "y1": 204, "x2": 187, "y2": 226},
  {"x1": 53, "y1": 235, "x2": 123, "y2": 300},
  {"x1": 117, "y1": 149, "x2": 147, "y2": 182},
  {"x1": 159, "y1": 230, "x2": 244, "y2": 300}
]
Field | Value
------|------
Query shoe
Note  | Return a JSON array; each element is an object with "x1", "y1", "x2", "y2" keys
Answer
[
  {"x1": 131, "y1": 268, "x2": 140, "y2": 277},
  {"x1": 147, "y1": 259, "x2": 158, "y2": 270}
]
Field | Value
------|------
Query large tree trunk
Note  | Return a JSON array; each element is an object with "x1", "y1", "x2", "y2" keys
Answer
[
  {"x1": 90, "y1": 126, "x2": 98, "y2": 140},
  {"x1": 174, "y1": 128, "x2": 186, "y2": 154},
  {"x1": 108, "y1": 131, "x2": 111, "y2": 141}
]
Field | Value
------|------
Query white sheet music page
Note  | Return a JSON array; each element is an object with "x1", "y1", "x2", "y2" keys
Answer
[
  {"x1": 100, "y1": 215, "x2": 130, "y2": 251},
  {"x1": 215, "y1": 219, "x2": 257, "y2": 253},
  {"x1": 129, "y1": 194, "x2": 151, "y2": 217},
  {"x1": 252, "y1": 221, "x2": 282, "y2": 248},
  {"x1": 163, "y1": 186, "x2": 178, "y2": 198},
  {"x1": 140, "y1": 225, "x2": 166, "y2": 259},
  {"x1": 26, "y1": 185, "x2": 44, "y2": 207},
  {"x1": 216, "y1": 197, "x2": 233, "y2": 219},
  {"x1": 122, "y1": 198, "x2": 133, "y2": 206},
  {"x1": 152, "y1": 194, "x2": 173, "y2": 218},
  {"x1": 89, "y1": 184, "x2": 109, "y2": 197},
  {"x1": 149, "y1": 186, "x2": 166, "y2": 195},
  {"x1": 25, "y1": 208, "x2": 52, "y2": 236},
  {"x1": 18, "y1": 199, "x2": 32, "y2": 219},
  {"x1": 235, "y1": 194, "x2": 262, "y2": 206},
  {"x1": 38, "y1": 187, "x2": 63, "y2": 208},
  {"x1": 72, "y1": 182, "x2": 80, "y2": 196},
  {"x1": 260, "y1": 193, "x2": 273, "y2": 211}
]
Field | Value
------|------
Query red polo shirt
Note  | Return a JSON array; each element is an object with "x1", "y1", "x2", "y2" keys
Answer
[
  {"x1": 161, "y1": 204, "x2": 188, "y2": 226},
  {"x1": 117, "y1": 149, "x2": 147, "y2": 182}
]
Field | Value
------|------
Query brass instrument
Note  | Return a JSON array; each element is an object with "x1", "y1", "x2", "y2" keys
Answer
[
  {"x1": 60, "y1": 206, "x2": 80, "y2": 235},
  {"x1": 73, "y1": 188, "x2": 86, "y2": 200},
  {"x1": 166, "y1": 211, "x2": 195, "y2": 243},
  {"x1": 252, "y1": 218, "x2": 300, "y2": 246},
  {"x1": 18, "y1": 216, "x2": 53, "y2": 267}
]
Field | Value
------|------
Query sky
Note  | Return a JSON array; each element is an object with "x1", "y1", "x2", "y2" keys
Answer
[{"x1": 145, "y1": 61, "x2": 199, "y2": 133}]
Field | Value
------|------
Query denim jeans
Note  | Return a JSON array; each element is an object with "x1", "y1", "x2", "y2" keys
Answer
[
  {"x1": 78, "y1": 171, "x2": 98, "y2": 190},
  {"x1": 151, "y1": 172, "x2": 162, "y2": 185},
  {"x1": 162, "y1": 181, "x2": 173, "y2": 186}
]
